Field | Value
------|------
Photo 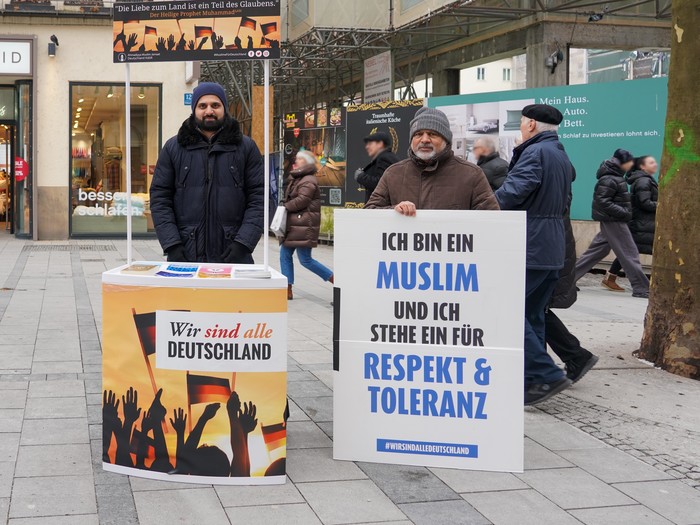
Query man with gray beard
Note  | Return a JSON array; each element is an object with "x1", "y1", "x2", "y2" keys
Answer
[{"x1": 365, "y1": 107, "x2": 498, "y2": 213}]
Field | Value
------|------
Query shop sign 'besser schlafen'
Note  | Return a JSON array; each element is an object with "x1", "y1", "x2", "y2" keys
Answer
[{"x1": 113, "y1": 0, "x2": 281, "y2": 63}]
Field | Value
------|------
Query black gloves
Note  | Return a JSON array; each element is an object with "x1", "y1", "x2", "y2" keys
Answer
[
  {"x1": 222, "y1": 241, "x2": 252, "y2": 264},
  {"x1": 166, "y1": 244, "x2": 187, "y2": 262},
  {"x1": 354, "y1": 168, "x2": 364, "y2": 182}
]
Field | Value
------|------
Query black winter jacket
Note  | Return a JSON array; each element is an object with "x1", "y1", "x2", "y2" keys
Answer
[
  {"x1": 357, "y1": 149, "x2": 400, "y2": 203},
  {"x1": 627, "y1": 170, "x2": 658, "y2": 254},
  {"x1": 591, "y1": 160, "x2": 632, "y2": 222},
  {"x1": 150, "y1": 115, "x2": 264, "y2": 263},
  {"x1": 477, "y1": 152, "x2": 509, "y2": 191}
]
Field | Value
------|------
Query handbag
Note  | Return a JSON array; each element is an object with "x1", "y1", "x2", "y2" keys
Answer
[{"x1": 269, "y1": 205, "x2": 288, "y2": 238}]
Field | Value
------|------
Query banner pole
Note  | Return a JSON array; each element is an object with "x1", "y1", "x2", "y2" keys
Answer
[
  {"x1": 125, "y1": 63, "x2": 133, "y2": 264},
  {"x1": 263, "y1": 59, "x2": 270, "y2": 272}
]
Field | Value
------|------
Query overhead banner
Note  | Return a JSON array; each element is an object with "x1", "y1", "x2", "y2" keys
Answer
[
  {"x1": 364, "y1": 50, "x2": 393, "y2": 104},
  {"x1": 112, "y1": 0, "x2": 281, "y2": 63},
  {"x1": 428, "y1": 77, "x2": 667, "y2": 221},
  {"x1": 333, "y1": 210, "x2": 526, "y2": 472},
  {"x1": 345, "y1": 99, "x2": 424, "y2": 206},
  {"x1": 282, "y1": 108, "x2": 347, "y2": 206},
  {"x1": 102, "y1": 264, "x2": 288, "y2": 485}
]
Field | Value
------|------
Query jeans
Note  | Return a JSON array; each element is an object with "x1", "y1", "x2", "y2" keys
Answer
[
  {"x1": 280, "y1": 245, "x2": 333, "y2": 285},
  {"x1": 525, "y1": 269, "x2": 566, "y2": 385}
]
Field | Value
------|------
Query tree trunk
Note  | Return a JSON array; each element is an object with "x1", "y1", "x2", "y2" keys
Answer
[{"x1": 638, "y1": 0, "x2": 700, "y2": 379}]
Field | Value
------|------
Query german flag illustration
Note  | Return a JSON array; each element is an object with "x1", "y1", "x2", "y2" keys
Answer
[
  {"x1": 239, "y1": 16, "x2": 257, "y2": 31},
  {"x1": 133, "y1": 311, "x2": 156, "y2": 356},
  {"x1": 130, "y1": 428, "x2": 156, "y2": 461},
  {"x1": 261, "y1": 22, "x2": 277, "y2": 36},
  {"x1": 261, "y1": 422, "x2": 286, "y2": 452},
  {"x1": 195, "y1": 26, "x2": 213, "y2": 39},
  {"x1": 187, "y1": 372, "x2": 231, "y2": 405},
  {"x1": 144, "y1": 26, "x2": 158, "y2": 37}
]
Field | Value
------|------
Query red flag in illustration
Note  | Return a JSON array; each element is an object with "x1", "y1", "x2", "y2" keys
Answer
[
  {"x1": 130, "y1": 428, "x2": 156, "y2": 461},
  {"x1": 261, "y1": 22, "x2": 277, "y2": 36},
  {"x1": 195, "y1": 26, "x2": 213, "y2": 39},
  {"x1": 187, "y1": 372, "x2": 231, "y2": 405},
  {"x1": 261, "y1": 422, "x2": 286, "y2": 452},
  {"x1": 144, "y1": 26, "x2": 158, "y2": 37},
  {"x1": 240, "y1": 16, "x2": 257, "y2": 31}
]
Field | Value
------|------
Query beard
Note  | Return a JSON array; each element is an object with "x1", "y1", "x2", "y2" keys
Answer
[
  {"x1": 196, "y1": 114, "x2": 225, "y2": 132},
  {"x1": 412, "y1": 141, "x2": 446, "y2": 161}
]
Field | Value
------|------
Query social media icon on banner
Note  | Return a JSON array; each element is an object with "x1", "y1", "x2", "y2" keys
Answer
[
  {"x1": 255, "y1": 50, "x2": 263, "y2": 57},
  {"x1": 118, "y1": 53, "x2": 126, "y2": 62},
  {"x1": 263, "y1": 50, "x2": 270, "y2": 58},
  {"x1": 248, "y1": 51, "x2": 255, "y2": 58}
]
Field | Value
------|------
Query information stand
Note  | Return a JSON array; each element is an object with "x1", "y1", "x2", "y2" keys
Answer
[
  {"x1": 102, "y1": 262, "x2": 288, "y2": 485},
  {"x1": 333, "y1": 210, "x2": 526, "y2": 472}
]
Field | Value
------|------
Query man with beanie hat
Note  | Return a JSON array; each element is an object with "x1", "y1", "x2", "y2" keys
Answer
[
  {"x1": 354, "y1": 131, "x2": 400, "y2": 204},
  {"x1": 495, "y1": 104, "x2": 574, "y2": 405},
  {"x1": 151, "y1": 82, "x2": 264, "y2": 263},
  {"x1": 365, "y1": 107, "x2": 498, "y2": 212},
  {"x1": 574, "y1": 149, "x2": 650, "y2": 297}
]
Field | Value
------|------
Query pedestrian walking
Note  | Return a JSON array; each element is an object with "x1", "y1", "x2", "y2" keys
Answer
[
  {"x1": 546, "y1": 182, "x2": 599, "y2": 382},
  {"x1": 365, "y1": 107, "x2": 498, "y2": 213},
  {"x1": 602, "y1": 155, "x2": 658, "y2": 292},
  {"x1": 574, "y1": 149, "x2": 650, "y2": 298},
  {"x1": 280, "y1": 150, "x2": 333, "y2": 300},
  {"x1": 354, "y1": 131, "x2": 400, "y2": 204},
  {"x1": 150, "y1": 82, "x2": 264, "y2": 263},
  {"x1": 495, "y1": 104, "x2": 574, "y2": 405},
  {"x1": 473, "y1": 136, "x2": 509, "y2": 190}
]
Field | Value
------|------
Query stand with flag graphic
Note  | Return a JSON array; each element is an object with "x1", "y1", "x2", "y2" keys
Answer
[{"x1": 132, "y1": 310, "x2": 159, "y2": 397}]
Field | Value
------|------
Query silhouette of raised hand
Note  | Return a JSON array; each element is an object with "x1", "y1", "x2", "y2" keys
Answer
[
  {"x1": 167, "y1": 34, "x2": 176, "y2": 51},
  {"x1": 211, "y1": 32, "x2": 224, "y2": 50},
  {"x1": 187, "y1": 40, "x2": 196, "y2": 51},
  {"x1": 176, "y1": 34, "x2": 186, "y2": 51},
  {"x1": 170, "y1": 407, "x2": 186, "y2": 436},
  {"x1": 114, "y1": 30, "x2": 126, "y2": 49},
  {"x1": 102, "y1": 389, "x2": 122, "y2": 463},
  {"x1": 156, "y1": 37, "x2": 167, "y2": 53},
  {"x1": 234, "y1": 36, "x2": 242, "y2": 49},
  {"x1": 147, "y1": 388, "x2": 166, "y2": 423},
  {"x1": 122, "y1": 387, "x2": 141, "y2": 427},
  {"x1": 197, "y1": 37, "x2": 208, "y2": 50},
  {"x1": 124, "y1": 33, "x2": 139, "y2": 53},
  {"x1": 239, "y1": 401, "x2": 257, "y2": 434},
  {"x1": 138, "y1": 44, "x2": 145, "y2": 52}
]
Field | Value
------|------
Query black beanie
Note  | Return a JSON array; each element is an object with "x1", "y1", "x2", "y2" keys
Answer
[{"x1": 613, "y1": 148, "x2": 634, "y2": 164}]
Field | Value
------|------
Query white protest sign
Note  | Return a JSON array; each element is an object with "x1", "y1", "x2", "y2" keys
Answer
[
  {"x1": 156, "y1": 311, "x2": 287, "y2": 372},
  {"x1": 333, "y1": 209, "x2": 526, "y2": 472}
]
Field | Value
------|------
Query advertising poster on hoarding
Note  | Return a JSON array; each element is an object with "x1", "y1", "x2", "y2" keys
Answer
[
  {"x1": 364, "y1": 50, "x2": 393, "y2": 104},
  {"x1": 428, "y1": 77, "x2": 667, "y2": 220},
  {"x1": 283, "y1": 108, "x2": 346, "y2": 206},
  {"x1": 345, "y1": 99, "x2": 424, "y2": 206},
  {"x1": 102, "y1": 265, "x2": 288, "y2": 484},
  {"x1": 113, "y1": 0, "x2": 281, "y2": 63},
  {"x1": 333, "y1": 210, "x2": 526, "y2": 472}
]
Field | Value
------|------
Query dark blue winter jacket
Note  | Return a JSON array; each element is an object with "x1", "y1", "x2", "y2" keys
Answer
[
  {"x1": 150, "y1": 115, "x2": 264, "y2": 263},
  {"x1": 495, "y1": 131, "x2": 573, "y2": 270}
]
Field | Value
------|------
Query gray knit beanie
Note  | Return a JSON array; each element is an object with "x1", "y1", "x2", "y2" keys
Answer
[{"x1": 409, "y1": 107, "x2": 453, "y2": 144}]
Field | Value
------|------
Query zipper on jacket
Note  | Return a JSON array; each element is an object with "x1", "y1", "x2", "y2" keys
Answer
[{"x1": 203, "y1": 143, "x2": 214, "y2": 260}]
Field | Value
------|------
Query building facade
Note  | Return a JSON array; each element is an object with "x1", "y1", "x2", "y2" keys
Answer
[{"x1": 1, "y1": 5, "x2": 195, "y2": 240}]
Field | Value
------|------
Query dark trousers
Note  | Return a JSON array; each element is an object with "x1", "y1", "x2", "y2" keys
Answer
[
  {"x1": 545, "y1": 309, "x2": 591, "y2": 364},
  {"x1": 525, "y1": 269, "x2": 565, "y2": 385}
]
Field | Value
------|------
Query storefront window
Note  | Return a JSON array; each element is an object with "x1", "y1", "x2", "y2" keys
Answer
[
  {"x1": 70, "y1": 83, "x2": 161, "y2": 236},
  {"x1": 15, "y1": 81, "x2": 32, "y2": 237}
]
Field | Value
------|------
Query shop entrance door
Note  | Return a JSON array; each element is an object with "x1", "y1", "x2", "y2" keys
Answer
[{"x1": 0, "y1": 124, "x2": 14, "y2": 233}]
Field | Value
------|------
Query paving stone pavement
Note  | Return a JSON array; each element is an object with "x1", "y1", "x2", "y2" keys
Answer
[{"x1": 0, "y1": 235, "x2": 698, "y2": 525}]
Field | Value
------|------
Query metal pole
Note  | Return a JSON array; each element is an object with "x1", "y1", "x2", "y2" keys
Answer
[
  {"x1": 263, "y1": 59, "x2": 270, "y2": 272},
  {"x1": 125, "y1": 63, "x2": 133, "y2": 264}
]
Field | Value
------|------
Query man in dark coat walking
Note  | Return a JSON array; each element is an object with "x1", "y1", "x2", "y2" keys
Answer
[
  {"x1": 150, "y1": 82, "x2": 264, "y2": 263},
  {"x1": 354, "y1": 132, "x2": 400, "y2": 204},
  {"x1": 495, "y1": 104, "x2": 573, "y2": 405},
  {"x1": 574, "y1": 149, "x2": 650, "y2": 297},
  {"x1": 473, "y1": 136, "x2": 509, "y2": 190}
]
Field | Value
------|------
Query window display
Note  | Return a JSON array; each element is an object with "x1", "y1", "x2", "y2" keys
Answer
[{"x1": 70, "y1": 83, "x2": 161, "y2": 236}]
